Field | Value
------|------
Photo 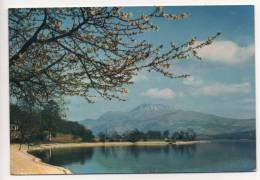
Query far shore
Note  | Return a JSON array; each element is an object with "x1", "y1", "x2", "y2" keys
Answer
[
  {"x1": 28, "y1": 140, "x2": 209, "y2": 150},
  {"x1": 11, "y1": 140, "x2": 209, "y2": 175}
]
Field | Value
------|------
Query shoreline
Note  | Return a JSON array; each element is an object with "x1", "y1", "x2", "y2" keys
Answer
[
  {"x1": 11, "y1": 140, "x2": 208, "y2": 175},
  {"x1": 11, "y1": 144, "x2": 72, "y2": 175}
]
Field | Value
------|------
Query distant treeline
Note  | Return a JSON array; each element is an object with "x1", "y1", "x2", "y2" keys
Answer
[
  {"x1": 210, "y1": 130, "x2": 256, "y2": 140},
  {"x1": 10, "y1": 102, "x2": 94, "y2": 144},
  {"x1": 97, "y1": 129, "x2": 197, "y2": 143},
  {"x1": 10, "y1": 102, "x2": 197, "y2": 145}
]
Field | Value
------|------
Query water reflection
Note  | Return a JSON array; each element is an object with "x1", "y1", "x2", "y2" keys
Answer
[
  {"x1": 123, "y1": 144, "x2": 197, "y2": 159},
  {"x1": 172, "y1": 144, "x2": 197, "y2": 157},
  {"x1": 31, "y1": 144, "x2": 197, "y2": 164},
  {"x1": 100, "y1": 146, "x2": 120, "y2": 158},
  {"x1": 30, "y1": 141, "x2": 256, "y2": 173},
  {"x1": 127, "y1": 146, "x2": 141, "y2": 158},
  {"x1": 31, "y1": 147, "x2": 94, "y2": 165}
]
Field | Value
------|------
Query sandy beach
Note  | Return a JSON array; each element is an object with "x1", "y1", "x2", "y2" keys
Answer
[
  {"x1": 11, "y1": 144, "x2": 72, "y2": 175},
  {"x1": 11, "y1": 140, "x2": 208, "y2": 175}
]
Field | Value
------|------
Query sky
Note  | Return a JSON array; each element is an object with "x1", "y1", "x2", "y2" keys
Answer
[{"x1": 65, "y1": 6, "x2": 255, "y2": 121}]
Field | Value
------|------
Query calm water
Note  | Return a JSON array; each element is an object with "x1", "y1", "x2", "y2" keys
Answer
[{"x1": 31, "y1": 141, "x2": 256, "y2": 174}]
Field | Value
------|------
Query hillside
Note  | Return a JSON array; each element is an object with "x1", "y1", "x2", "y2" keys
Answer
[
  {"x1": 79, "y1": 104, "x2": 255, "y2": 137},
  {"x1": 211, "y1": 130, "x2": 256, "y2": 140}
]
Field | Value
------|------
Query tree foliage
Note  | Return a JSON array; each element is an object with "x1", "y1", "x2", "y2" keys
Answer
[
  {"x1": 171, "y1": 129, "x2": 196, "y2": 141},
  {"x1": 96, "y1": 129, "x2": 196, "y2": 143},
  {"x1": 9, "y1": 7, "x2": 220, "y2": 106},
  {"x1": 124, "y1": 129, "x2": 145, "y2": 143},
  {"x1": 56, "y1": 120, "x2": 94, "y2": 142},
  {"x1": 146, "y1": 130, "x2": 162, "y2": 140},
  {"x1": 98, "y1": 132, "x2": 106, "y2": 142},
  {"x1": 41, "y1": 100, "x2": 62, "y2": 140},
  {"x1": 10, "y1": 104, "x2": 42, "y2": 144},
  {"x1": 163, "y1": 130, "x2": 170, "y2": 140},
  {"x1": 10, "y1": 103, "x2": 94, "y2": 143}
]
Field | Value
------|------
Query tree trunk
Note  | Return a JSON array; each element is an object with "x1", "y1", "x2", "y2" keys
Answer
[{"x1": 48, "y1": 131, "x2": 52, "y2": 141}]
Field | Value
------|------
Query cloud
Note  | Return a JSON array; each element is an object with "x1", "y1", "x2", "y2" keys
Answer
[
  {"x1": 193, "y1": 82, "x2": 250, "y2": 96},
  {"x1": 182, "y1": 77, "x2": 250, "y2": 96},
  {"x1": 132, "y1": 71, "x2": 148, "y2": 82},
  {"x1": 182, "y1": 76, "x2": 203, "y2": 86},
  {"x1": 196, "y1": 40, "x2": 254, "y2": 65},
  {"x1": 140, "y1": 88, "x2": 176, "y2": 99}
]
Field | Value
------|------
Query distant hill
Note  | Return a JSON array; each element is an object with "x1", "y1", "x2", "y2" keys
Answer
[
  {"x1": 210, "y1": 130, "x2": 256, "y2": 140},
  {"x1": 79, "y1": 104, "x2": 255, "y2": 138}
]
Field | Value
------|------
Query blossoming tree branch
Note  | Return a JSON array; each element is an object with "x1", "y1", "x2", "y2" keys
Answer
[{"x1": 9, "y1": 7, "x2": 220, "y2": 106}]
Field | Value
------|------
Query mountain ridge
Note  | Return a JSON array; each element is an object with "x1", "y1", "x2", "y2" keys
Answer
[{"x1": 79, "y1": 104, "x2": 255, "y2": 137}]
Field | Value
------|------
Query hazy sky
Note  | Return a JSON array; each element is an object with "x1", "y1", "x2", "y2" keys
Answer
[{"x1": 65, "y1": 6, "x2": 255, "y2": 121}]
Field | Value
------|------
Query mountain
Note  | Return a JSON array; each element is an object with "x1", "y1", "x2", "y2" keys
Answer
[
  {"x1": 211, "y1": 130, "x2": 256, "y2": 140},
  {"x1": 130, "y1": 104, "x2": 172, "y2": 114},
  {"x1": 79, "y1": 104, "x2": 255, "y2": 138}
]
